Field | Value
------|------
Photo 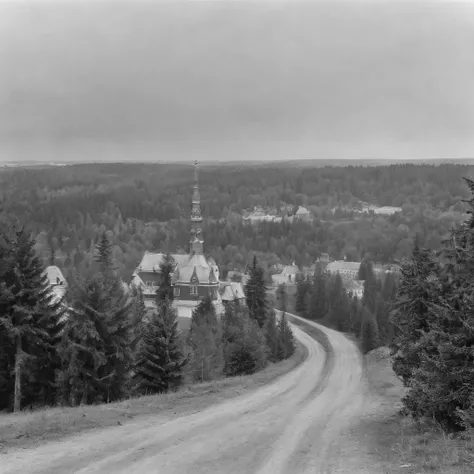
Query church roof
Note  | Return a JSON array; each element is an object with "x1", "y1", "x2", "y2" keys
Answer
[
  {"x1": 172, "y1": 254, "x2": 218, "y2": 284},
  {"x1": 137, "y1": 252, "x2": 190, "y2": 273}
]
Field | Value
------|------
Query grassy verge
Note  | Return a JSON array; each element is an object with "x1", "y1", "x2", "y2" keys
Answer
[
  {"x1": 363, "y1": 347, "x2": 474, "y2": 473},
  {"x1": 0, "y1": 340, "x2": 307, "y2": 452}
]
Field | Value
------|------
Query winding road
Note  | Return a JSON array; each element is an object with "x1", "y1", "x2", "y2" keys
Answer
[{"x1": 1, "y1": 314, "x2": 367, "y2": 474}]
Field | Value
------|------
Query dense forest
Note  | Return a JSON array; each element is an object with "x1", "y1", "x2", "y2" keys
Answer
[
  {"x1": 0, "y1": 227, "x2": 294, "y2": 412},
  {"x1": 0, "y1": 162, "x2": 471, "y2": 285}
]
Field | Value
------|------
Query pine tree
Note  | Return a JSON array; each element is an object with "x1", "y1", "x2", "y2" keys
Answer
[
  {"x1": 277, "y1": 312, "x2": 295, "y2": 359},
  {"x1": 244, "y1": 256, "x2": 268, "y2": 328},
  {"x1": 59, "y1": 242, "x2": 133, "y2": 406},
  {"x1": 295, "y1": 273, "x2": 310, "y2": 315},
  {"x1": 225, "y1": 312, "x2": 267, "y2": 376},
  {"x1": 389, "y1": 236, "x2": 439, "y2": 387},
  {"x1": 130, "y1": 287, "x2": 147, "y2": 355},
  {"x1": 362, "y1": 263, "x2": 377, "y2": 314},
  {"x1": 133, "y1": 298, "x2": 185, "y2": 394},
  {"x1": 263, "y1": 309, "x2": 280, "y2": 362},
  {"x1": 398, "y1": 178, "x2": 474, "y2": 430},
  {"x1": 187, "y1": 295, "x2": 224, "y2": 381},
  {"x1": 359, "y1": 307, "x2": 380, "y2": 354},
  {"x1": 308, "y1": 268, "x2": 328, "y2": 320},
  {"x1": 0, "y1": 227, "x2": 64, "y2": 411},
  {"x1": 155, "y1": 253, "x2": 175, "y2": 304},
  {"x1": 276, "y1": 283, "x2": 287, "y2": 312}
]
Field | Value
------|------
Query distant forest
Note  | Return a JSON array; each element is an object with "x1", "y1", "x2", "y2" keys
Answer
[{"x1": 0, "y1": 162, "x2": 472, "y2": 284}]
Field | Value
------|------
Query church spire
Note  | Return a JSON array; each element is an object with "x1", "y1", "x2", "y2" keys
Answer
[{"x1": 190, "y1": 160, "x2": 203, "y2": 255}]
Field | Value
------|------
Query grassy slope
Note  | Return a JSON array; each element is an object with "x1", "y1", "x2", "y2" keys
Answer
[
  {"x1": 0, "y1": 340, "x2": 307, "y2": 453},
  {"x1": 360, "y1": 348, "x2": 474, "y2": 473}
]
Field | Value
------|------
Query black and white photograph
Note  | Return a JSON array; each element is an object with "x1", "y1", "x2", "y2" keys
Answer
[{"x1": 1, "y1": 0, "x2": 474, "y2": 472}]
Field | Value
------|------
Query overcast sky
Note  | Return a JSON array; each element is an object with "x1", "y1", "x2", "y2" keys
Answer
[{"x1": 0, "y1": 0, "x2": 473, "y2": 162}]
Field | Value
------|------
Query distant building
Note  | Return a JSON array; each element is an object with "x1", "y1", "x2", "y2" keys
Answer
[
  {"x1": 219, "y1": 281, "x2": 246, "y2": 305},
  {"x1": 373, "y1": 206, "x2": 402, "y2": 216},
  {"x1": 344, "y1": 279, "x2": 364, "y2": 299},
  {"x1": 271, "y1": 262, "x2": 300, "y2": 286},
  {"x1": 294, "y1": 206, "x2": 311, "y2": 222},
  {"x1": 326, "y1": 260, "x2": 361, "y2": 280}
]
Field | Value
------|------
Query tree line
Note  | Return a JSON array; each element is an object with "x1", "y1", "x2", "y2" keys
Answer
[
  {"x1": 0, "y1": 224, "x2": 295, "y2": 412},
  {"x1": 0, "y1": 162, "x2": 470, "y2": 285},
  {"x1": 389, "y1": 177, "x2": 474, "y2": 433},
  {"x1": 290, "y1": 259, "x2": 398, "y2": 354}
]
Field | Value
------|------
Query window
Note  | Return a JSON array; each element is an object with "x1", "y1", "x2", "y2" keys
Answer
[
  {"x1": 190, "y1": 286, "x2": 198, "y2": 295},
  {"x1": 174, "y1": 287, "x2": 180, "y2": 297}
]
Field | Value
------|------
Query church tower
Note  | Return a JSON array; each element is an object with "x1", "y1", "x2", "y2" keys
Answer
[{"x1": 190, "y1": 160, "x2": 204, "y2": 255}]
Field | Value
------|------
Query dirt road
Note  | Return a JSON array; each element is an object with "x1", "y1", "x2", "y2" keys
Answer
[{"x1": 1, "y1": 315, "x2": 367, "y2": 474}]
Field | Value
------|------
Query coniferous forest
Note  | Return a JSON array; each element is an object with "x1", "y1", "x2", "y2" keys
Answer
[{"x1": 1, "y1": 161, "x2": 474, "y2": 433}]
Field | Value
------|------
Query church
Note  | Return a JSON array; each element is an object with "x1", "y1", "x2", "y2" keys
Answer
[{"x1": 131, "y1": 161, "x2": 226, "y2": 317}]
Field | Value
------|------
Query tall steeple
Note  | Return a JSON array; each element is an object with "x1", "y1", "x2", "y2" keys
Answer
[{"x1": 190, "y1": 160, "x2": 204, "y2": 255}]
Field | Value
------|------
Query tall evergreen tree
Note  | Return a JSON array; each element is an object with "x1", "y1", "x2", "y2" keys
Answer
[
  {"x1": 0, "y1": 227, "x2": 64, "y2": 411},
  {"x1": 398, "y1": 178, "x2": 474, "y2": 431},
  {"x1": 277, "y1": 312, "x2": 296, "y2": 359},
  {"x1": 263, "y1": 309, "x2": 280, "y2": 362},
  {"x1": 133, "y1": 298, "x2": 185, "y2": 394},
  {"x1": 225, "y1": 310, "x2": 267, "y2": 376},
  {"x1": 187, "y1": 295, "x2": 224, "y2": 381},
  {"x1": 308, "y1": 268, "x2": 328, "y2": 320},
  {"x1": 244, "y1": 256, "x2": 268, "y2": 328},
  {"x1": 130, "y1": 287, "x2": 147, "y2": 356},
  {"x1": 359, "y1": 307, "x2": 380, "y2": 354},
  {"x1": 276, "y1": 283, "x2": 287, "y2": 312},
  {"x1": 295, "y1": 273, "x2": 310, "y2": 315},
  {"x1": 155, "y1": 253, "x2": 175, "y2": 304},
  {"x1": 389, "y1": 236, "x2": 439, "y2": 386},
  {"x1": 59, "y1": 237, "x2": 133, "y2": 406},
  {"x1": 362, "y1": 264, "x2": 377, "y2": 313}
]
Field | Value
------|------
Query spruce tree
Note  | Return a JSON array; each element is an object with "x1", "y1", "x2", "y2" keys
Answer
[
  {"x1": 59, "y1": 236, "x2": 133, "y2": 406},
  {"x1": 155, "y1": 253, "x2": 175, "y2": 304},
  {"x1": 295, "y1": 273, "x2": 310, "y2": 315},
  {"x1": 362, "y1": 264, "x2": 377, "y2": 314},
  {"x1": 225, "y1": 311, "x2": 267, "y2": 376},
  {"x1": 276, "y1": 283, "x2": 287, "y2": 312},
  {"x1": 133, "y1": 298, "x2": 185, "y2": 394},
  {"x1": 187, "y1": 295, "x2": 224, "y2": 381},
  {"x1": 263, "y1": 309, "x2": 280, "y2": 362},
  {"x1": 359, "y1": 307, "x2": 380, "y2": 354},
  {"x1": 130, "y1": 287, "x2": 147, "y2": 355},
  {"x1": 398, "y1": 178, "x2": 474, "y2": 430},
  {"x1": 389, "y1": 236, "x2": 439, "y2": 386},
  {"x1": 244, "y1": 256, "x2": 268, "y2": 328},
  {"x1": 0, "y1": 227, "x2": 64, "y2": 411},
  {"x1": 277, "y1": 312, "x2": 295, "y2": 359},
  {"x1": 308, "y1": 267, "x2": 328, "y2": 320}
]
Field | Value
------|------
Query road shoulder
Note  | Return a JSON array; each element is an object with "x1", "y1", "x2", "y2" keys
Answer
[{"x1": 0, "y1": 341, "x2": 307, "y2": 453}]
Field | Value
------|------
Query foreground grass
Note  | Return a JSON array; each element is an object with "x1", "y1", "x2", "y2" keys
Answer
[
  {"x1": 364, "y1": 347, "x2": 474, "y2": 473},
  {"x1": 0, "y1": 341, "x2": 307, "y2": 452}
]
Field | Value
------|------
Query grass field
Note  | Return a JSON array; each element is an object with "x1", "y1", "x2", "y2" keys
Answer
[
  {"x1": 362, "y1": 348, "x2": 474, "y2": 473},
  {"x1": 0, "y1": 338, "x2": 307, "y2": 453}
]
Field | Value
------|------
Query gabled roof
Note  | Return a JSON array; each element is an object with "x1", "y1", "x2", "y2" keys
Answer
[
  {"x1": 326, "y1": 261, "x2": 361, "y2": 273},
  {"x1": 137, "y1": 252, "x2": 189, "y2": 273},
  {"x1": 296, "y1": 206, "x2": 310, "y2": 215}
]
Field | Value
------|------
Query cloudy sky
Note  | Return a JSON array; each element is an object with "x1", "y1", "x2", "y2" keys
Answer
[{"x1": 0, "y1": 0, "x2": 473, "y2": 162}]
